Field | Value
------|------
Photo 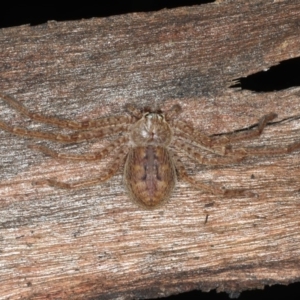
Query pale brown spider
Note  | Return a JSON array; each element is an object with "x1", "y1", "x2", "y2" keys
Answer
[{"x1": 0, "y1": 92, "x2": 300, "y2": 209}]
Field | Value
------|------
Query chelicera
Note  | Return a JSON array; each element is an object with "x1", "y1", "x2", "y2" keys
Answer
[{"x1": 0, "y1": 92, "x2": 300, "y2": 209}]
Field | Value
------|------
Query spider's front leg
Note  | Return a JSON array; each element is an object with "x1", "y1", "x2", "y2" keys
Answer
[
  {"x1": 171, "y1": 120, "x2": 214, "y2": 151},
  {"x1": 0, "y1": 92, "x2": 135, "y2": 130},
  {"x1": 0, "y1": 119, "x2": 129, "y2": 143},
  {"x1": 172, "y1": 113, "x2": 278, "y2": 157},
  {"x1": 209, "y1": 113, "x2": 278, "y2": 145},
  {"x1": 208, "y1": 113, "x2": 300, "y2": 157}
]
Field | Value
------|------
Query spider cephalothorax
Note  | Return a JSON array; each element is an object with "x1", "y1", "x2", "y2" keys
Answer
[{"x1": 129, "y1": 112, "x2": 173, "y2": 146}]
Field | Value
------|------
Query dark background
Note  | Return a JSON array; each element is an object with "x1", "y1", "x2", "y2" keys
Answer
[{"x1": 1, "y1": 1, "x2": 300, "y2": 299}]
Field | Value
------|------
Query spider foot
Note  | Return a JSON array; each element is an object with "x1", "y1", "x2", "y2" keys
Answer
[
  {"x1": 31, "y1": 178, "x2": 53, "y2": 186},
  {"x1": 222, "y1": 188, "x2": 257, "y2": 198},
  {"x1": 32, "y1": 178, "x2": 73, "y2": 189}
]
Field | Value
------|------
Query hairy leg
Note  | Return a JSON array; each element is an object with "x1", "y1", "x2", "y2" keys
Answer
[
  {"x1": 0, "y1": 120, "x2": 128, "y2": 143},
  {"x1": 172, "y1": 140, "x2": 246, "y2": 165},
  {"x1": 210, "y1": 113, "x2": 278, "y2": 145},
  {"x1": 172, "y1": 113, "x2": 279, "y2": 156},
  {"x1": 0, "y1": 92, "x2": 134, "y2": 129},
  {"x1": 171, "y1": 151, "x2": 254, "y2": 197},
  {"x1": 124, "y1": 103, "x2": 144, "y2": 119},
  {"x1": 29, "y1": 136, "x2": 128, "y2": 160},
  {"x1": 238, "y1": 141, "x2": 300, "y2": 156},
  {"x1": 172, "y1": 120, "x2": 213, "y2": 150},
  {"x1": 165, "y1": 104, "x2": 182, "y2": 121},
  {"x1": 34, "y1": 147, "x2": 128, "y2": 189},
  {"x1": 173, "y1": 134, "x2": 300, "y2": 165}
]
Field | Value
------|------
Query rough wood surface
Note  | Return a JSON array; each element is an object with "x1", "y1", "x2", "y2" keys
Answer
[{"x1": 1, "y1": 0, "x2": 300, "y2": 299}]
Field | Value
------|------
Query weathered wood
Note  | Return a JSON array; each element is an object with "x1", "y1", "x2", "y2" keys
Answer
[{"x1": 1, "y1": 0, "x2": 300, "y2": 299}]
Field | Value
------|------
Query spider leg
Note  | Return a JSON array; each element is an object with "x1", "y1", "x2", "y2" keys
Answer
[
  {"x1": 171, "y1": 151, "x2": 254, "y2": 197},
  {"x1": 0, "y1": 92, "x2": 134, "y2": 130},
  {"x1": 124, "y1": 103, "x2": 144, "y2": 119},
  {"x1": 0, "y1": 120, "x2": 128, "y2": 143},
  {"x1": 165, "y1": 104, "x2": 182, "y2": 121},
  {"x1": 34, "y1": 146, "x2": 128, "y2": 189},
  {"x1": 172, "y1": 113, "x2": 278, "y2": 156},
  {"x1": 29, "y1": 136, "x2": 127, "y2": 160},
  {"x1": 174, "y1": 128, "x2": 228, "y2": 155},
  {"x1": 172, "y1": 140, "x2": 246, "y2": 165},
  {"x1": 173, "y1": 131, "x2": 300, "y2": 165},
  {"x1": 210, "y1": 113, "x2": 278, "y2": 145},
  {"x1": 236, "y1": 141, "x2": 300, "y2": 156},
  {"x1": 172, "y1": 120, "x2": 213, "y2": 149}
]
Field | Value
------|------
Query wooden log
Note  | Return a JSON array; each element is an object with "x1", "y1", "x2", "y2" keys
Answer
[{"x1": 0, "y1": 0, "x2": 300, "y2": 299}]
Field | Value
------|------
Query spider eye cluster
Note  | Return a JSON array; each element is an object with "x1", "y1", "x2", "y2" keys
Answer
[
  {"x1": 144, "y1": 112, "x2": 163, "y2": 119},
  {"x1": 130, "y1": 112, "x2": 172, "y2": 146}
]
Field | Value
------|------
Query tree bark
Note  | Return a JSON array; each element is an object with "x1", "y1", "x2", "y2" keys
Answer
[{"x1": 1, "y1": 0, "x2": 300, "y2": 299}]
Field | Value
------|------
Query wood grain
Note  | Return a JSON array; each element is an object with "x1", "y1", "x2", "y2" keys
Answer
[{"x1": 1, "y1": 0, "x2": 300, "y2": 299}]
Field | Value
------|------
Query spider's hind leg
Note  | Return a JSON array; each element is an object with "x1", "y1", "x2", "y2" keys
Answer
[
  {"x1": 34, "y1": 146, "x2": 128, "y2": 189},
  {"x1": 172, "y1": 151, "x2": 255, "y2": 197}
]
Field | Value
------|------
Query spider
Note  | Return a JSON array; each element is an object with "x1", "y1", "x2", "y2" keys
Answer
[{"x1": 0, "y1": 92, "x2": 299, "y2": 209}]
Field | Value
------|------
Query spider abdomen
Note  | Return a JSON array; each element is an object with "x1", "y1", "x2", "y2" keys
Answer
[{"x1": 124, "y1": 146, "x2": 176, "y2": 208}]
